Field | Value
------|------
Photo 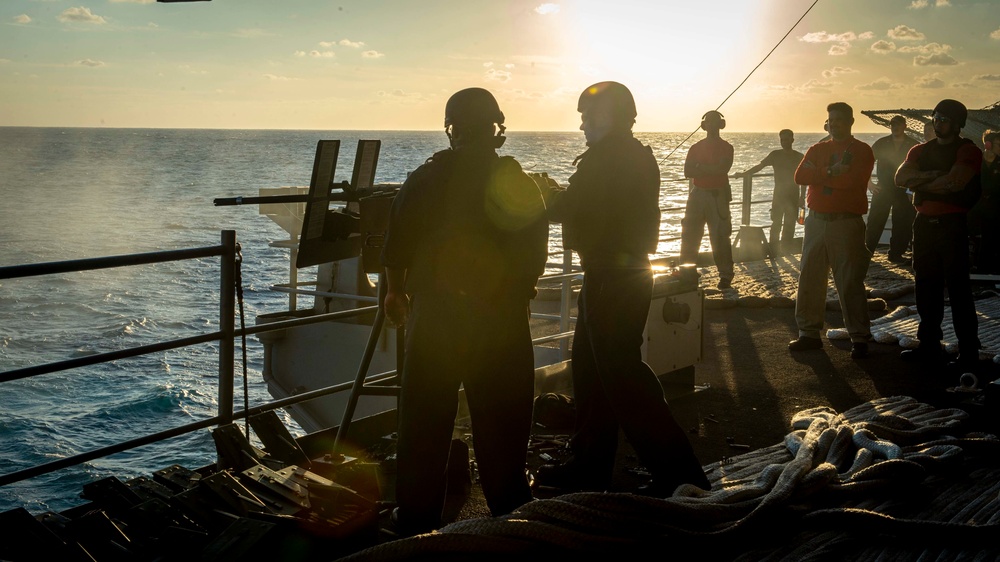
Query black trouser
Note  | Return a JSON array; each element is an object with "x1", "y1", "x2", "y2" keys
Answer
[
  {"x1": 395, "y1": 294, "x2": 534, "y2": 529},
  {"x1": 912, "y1": 213, "x2": 980, "y2": 352},
  {"x1": 569, "y1": 267, "x2": 707, "y2": 488},
  {"x1": 865, "y1": 185, "x2": 915, "y2": 256}
]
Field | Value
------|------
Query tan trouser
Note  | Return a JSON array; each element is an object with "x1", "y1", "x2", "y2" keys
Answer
[{"x1": 795, "y1": 213, "x2": 872, "y2": 342}]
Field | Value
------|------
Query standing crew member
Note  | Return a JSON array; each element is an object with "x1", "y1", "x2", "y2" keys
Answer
[
  {"x1": 535, "y1": 81, "x2": 709, "y2": 497},
  {"x1": 968, "y1": 129, "x2": 1000, "y2": 274},
  {"x1": 865, "y1": 115, "x2": 919, "y2": 263},
  {"x1": 896, "y1": 99, "x2": 982, "y2": 370},
  {"x1": 736, "y1": 129, "x2": 805, "y2": 256},
  {"x1": 789, "y1": 102, "x2": 874, "y2": 359},
  {"x1": 381, "y1": 87, "x2": 549, "y2": 534},
  {"x1": 681, "y1": 110, "x2": 735, "y2": 289}
]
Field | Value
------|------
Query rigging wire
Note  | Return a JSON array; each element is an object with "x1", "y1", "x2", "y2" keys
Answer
[{"x1": 658, "y1": 0, "x2": 823, "y2": 166}]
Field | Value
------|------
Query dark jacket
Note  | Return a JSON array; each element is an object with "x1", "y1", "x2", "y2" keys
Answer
[
  {"x1": 549, "y1": 132, "x2": 660, "y2": 269},
  {"x1": 912, "y1": 137, "x2": 982, "y2": 209},
  {"x1": 381, "y1": 145, "x2": 549, "y2": 301}
]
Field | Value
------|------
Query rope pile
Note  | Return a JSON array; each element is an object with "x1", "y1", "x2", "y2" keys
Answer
[
  {"x1": 828, "y1": 299, "x2": 1000, "y2": 363},
  {"x1": 337, "y1": 396, "x2": 1000, "y2": 561}
]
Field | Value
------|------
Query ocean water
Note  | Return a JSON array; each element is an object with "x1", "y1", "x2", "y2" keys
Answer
[{"x1": 0, "y1": 127, "x2": 886, "y2": 514}]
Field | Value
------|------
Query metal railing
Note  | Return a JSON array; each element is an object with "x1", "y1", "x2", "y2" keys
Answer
[
  {"x1": 0, "y1": 172, "x2": 789, "y2": 489},
  {"x1": 0, "y1": 231, "x2": 384, "y2": 488}
]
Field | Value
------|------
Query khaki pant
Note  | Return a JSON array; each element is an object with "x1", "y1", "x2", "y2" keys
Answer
[{"x1": 795, "y1": 213, "x2": 872, "y2": 343}]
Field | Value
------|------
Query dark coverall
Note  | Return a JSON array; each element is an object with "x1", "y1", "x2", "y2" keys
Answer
[
  {"x1": 549, "y1": 131, "x2": 709, "y2": 490},
  {"x1": 969, "y1": 157, "x2": 1000, "y2": 273},
  {"x1": 865, "y1": 133, "x2": 919, "y2": 256},
  {"x1": 908, "y1": 138, "x2": 982, "y2": 355},
  {"x1": 381, "y1": 146, "x2": 548, "y2": 529}
]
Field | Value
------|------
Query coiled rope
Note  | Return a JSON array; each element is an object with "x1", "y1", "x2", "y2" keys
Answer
[{"x1": 338, "y1": 396, "x2": 1000, "y2": 561}]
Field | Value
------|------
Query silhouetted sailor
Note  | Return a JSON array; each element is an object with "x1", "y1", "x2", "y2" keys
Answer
[
  {"x1": 789, "y1": 102, "x2": 874, "y2": 359},
  {"x1": 865, "y1": 115, "x2": 918, "y2": 264},
  {"x1": 896, "y1": 99, "x2": 982, "y2": 371},
  {"x1": 381, "y1": 87, "x2": 548, "y2": 534},
  {"x1": 968, "y1": 129, "x2": 1000, "y2": 274},
  {"x1": 737, "y1": 129, "x2": 805, "y2": 255},
  {"x1": 534, "y1": 81, "x2": 710, "y2": 497},
  {"x1": 681, "y1": 110, "x2": 735, "y2": 289}
]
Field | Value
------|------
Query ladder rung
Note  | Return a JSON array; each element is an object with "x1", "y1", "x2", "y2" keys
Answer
[{"x1": 356, "y1": 385, "x2": 401, "y2": 396}]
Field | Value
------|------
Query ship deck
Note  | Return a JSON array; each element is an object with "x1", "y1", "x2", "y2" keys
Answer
[{"x1": 347, "y1": 250, "x2": 1000, "y2": 560}]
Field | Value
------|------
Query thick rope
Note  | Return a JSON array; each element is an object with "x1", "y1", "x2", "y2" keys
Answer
[{"x1": 337, "y1": 396, "x2": 1000, "y2": 561}]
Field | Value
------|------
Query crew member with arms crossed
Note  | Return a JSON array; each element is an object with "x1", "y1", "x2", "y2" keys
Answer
[
  {"x1": 895, "y1": 99, "x2": 983, "y2": 371},
  {"x1": 789, "y1": 102, "x2": 874, "y2": 359}
]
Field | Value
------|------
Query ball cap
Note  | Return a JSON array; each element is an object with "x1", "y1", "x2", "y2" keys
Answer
[{"x1": 933, "y1": 99, "x2": 967, "y2": 129}]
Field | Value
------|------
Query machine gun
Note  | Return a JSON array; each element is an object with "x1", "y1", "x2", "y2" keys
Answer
[{"x1": 214, "y1": 140, "x2": 399, "y2": 274}]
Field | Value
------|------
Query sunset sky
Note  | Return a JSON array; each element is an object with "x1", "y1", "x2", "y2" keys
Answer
[{"x1": 1, "y1": 0, "x2": 998, "y2": 132}]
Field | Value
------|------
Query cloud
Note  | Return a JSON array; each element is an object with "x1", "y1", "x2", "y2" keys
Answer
[
  {"x1": 855, "y1": 77, "x2": 901, "y2": 91},
  {"x1": 58, "y1": 7, "x2": 107, "y2": 24},
  {"x1": 828, "y1": 43, "x2": 849, "y2": 55},
  {"x1": 887, "y1": 25, "x2": 924, "y2": 40},
  {"x1": 870, "y1": 40, "x2": 896, "y2": 54},
  {"x1": 799, "y1": 31, "x2": 861, "y2": 43},
  {"x1": 318, "y1": 39, "x2": 365, "y2": 48},
  {"x1": 76, "y1": 59, "x2": 105, "y2": 67},
  {"x1": 914, "y1": 53, "x2": 957, "y2": 66},
  {"x1": 908, "y1": 0, "x2": 928, "y2": 7},
  {"x1": 263, "y1": 74, "x2": 293, "y2": 81},
  {"x1": 178, "y1": 64, "x2": 207, "y2": 74},
  {"x1": 898, "y1": 42, "x2": 950, "y2": 54},
  {"x1": 232, "y1": 28, "x2": 271, "y2": 38},
  {"x1": 992, "y1": 27, "x2": 1000, "y2": 40},
  {"x1": 535, "y1": 3, "x2": 560, "y2": 15},
  {"x1": 485, "y1": 68, "x2": 512, "y2": 82},
  {"x1": 799, "y1": 79, "x2": 837, "y2": 94},
  {"x1": 375, "y1": 89, "x2": 425, "y2": 103},
  {"x1": 915, "y1": 74, "x2": 945, "y2": 88},
  {"x1": 109, "y1": 0, "x2": 155, "y2": 3},
  {"x1": 822, "y1": 66, "x2": 858, "y2": 78},
  {"x1": 950, "y1": 82, "x2": 972, "y2": 88},
  {"x1": 361, "y1": 50, "x2": 384, "y2": 59},
  {"x1": 14, "y1": 14, "x2": 31, "y2": 24},
  {"x1": 858, "y1": 31, "x2": 874, "y2": 40},
  {"x1": 294, "y1": 51, "x2": 306, "y2": 57},
  {"x1": 974, "y1": 74, "x2": 1000, "y2": 81},
  {"x1": 309, "y1": 50, "x2": 335, "y2": 58}
]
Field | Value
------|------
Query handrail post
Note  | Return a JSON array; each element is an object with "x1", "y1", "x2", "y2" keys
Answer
[
  {"x1": 559, "y1": 247, "x2": 572, "y2": 360},
  {"x1": 218, "y1": 230, "x2": 236, "y2": 426},
  {"x1": 742, "y1": 175, "x2": 753, "y2": 226}
]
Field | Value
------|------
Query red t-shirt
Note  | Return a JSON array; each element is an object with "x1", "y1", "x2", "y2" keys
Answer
[
  {"x1": 793, "y1": 137, "x2": 875, "y2": 215},
  {"x1": 686, "y1": 137, "x2": 733, "y2": 190},
  {"x1": 904, "y1": 141, "x2": 983, "y2": 216}
]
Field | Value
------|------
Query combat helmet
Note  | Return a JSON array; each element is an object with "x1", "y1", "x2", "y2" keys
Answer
[
  {"x1": 445, "y1": 88, "x2": 505, "y2": 128},
  {"x1": 577, "y1": 81, "x2": 637, "y2": 123}
]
